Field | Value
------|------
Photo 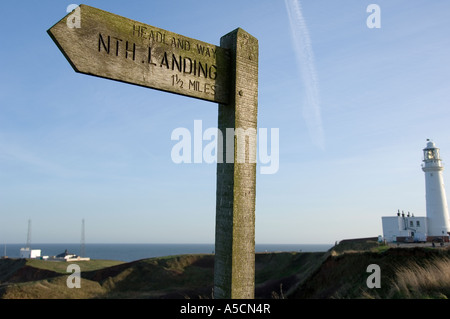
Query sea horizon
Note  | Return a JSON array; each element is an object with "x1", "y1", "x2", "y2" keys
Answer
[{"x1": 1, "y1": 243, "x2": 334, "y2": 262}]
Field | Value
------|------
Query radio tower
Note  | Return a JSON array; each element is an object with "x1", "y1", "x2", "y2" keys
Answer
[
  {"x1": 26, "y1": 219, "x2": 32, "y2": 249},
  {"x1": 80, "y1": 219, "x2": 85, "y2": 257}
]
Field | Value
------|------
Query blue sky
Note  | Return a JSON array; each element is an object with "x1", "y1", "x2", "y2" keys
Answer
[{"x1": 1, "y1": 0, "x2": 450, "y2": 244}]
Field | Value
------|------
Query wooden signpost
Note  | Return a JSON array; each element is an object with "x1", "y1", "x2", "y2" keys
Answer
[
  {"x1": 48, "y1": 5, "x2": 258, "y2": 299},
  {"x1": 48, "y1": 5, "x2": 231, "y2": 104}
]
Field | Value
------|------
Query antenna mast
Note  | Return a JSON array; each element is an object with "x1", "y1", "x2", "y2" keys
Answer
[
  {"x1": 26, "y1": 219, "x2": 31, "y2": 249},
  {"x1": 80, "y1": 218, "x2": 85, "y2": 257}
]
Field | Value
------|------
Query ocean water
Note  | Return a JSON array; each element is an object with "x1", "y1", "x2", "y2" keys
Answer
[{"x1": 2, "y1": 243, "x2": 333, "y2": 262}]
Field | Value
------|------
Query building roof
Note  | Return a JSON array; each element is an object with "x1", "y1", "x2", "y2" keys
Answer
[{"x1": 56, "y1": 249, "x2": 77, "y2": 258}]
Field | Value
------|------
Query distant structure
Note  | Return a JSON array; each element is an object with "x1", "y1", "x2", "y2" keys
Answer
[
  {"x1": 26, "y1": 219, "x2": 31, "y2": 249},
  {"x1": 382, "y1": 140, "x2": 450, "y2": 243},
  {"x1": 80, "y1": 218, "x2": 86, "y2": 258},
  {"x1": 382, "y1": 210, "x2": 427, "y2": 242},
  {"x1": 17, "y1": 219, "x2": 90, "y2": 261},
  {"x1": 19, "y1": 219, "x2": 42, "y2": 259},
  {"x1": 19, "y1": 248, "x2": 42, "y2": 259},
  {"x1": 49, "y1": 249, "x2": 90, "y2": 262},
  {"x1": 422, "y1": 139, "x2": 450, "y2": 240}
]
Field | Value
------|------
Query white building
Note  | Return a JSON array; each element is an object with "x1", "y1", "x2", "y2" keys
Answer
[
  {"x1": 382, "y1": 140, "x2": 450, "y2": 242},
  {"x1": 382, "y1": 212, "x2": 427, "y2": 242},
  {"x1": 49, "y1": 249, "x2": 90, "y2": 262},
  {"x1": 19, "y1": 247, "x2": 42, "y2": 259}
]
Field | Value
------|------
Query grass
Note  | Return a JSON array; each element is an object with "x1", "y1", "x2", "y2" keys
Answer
[
  {"x1": 331, "y1": 239, "x2": 388, "y2": 255},
  {"x1": 388, "y1": 257, "x2": 450, "y2": 298},
  {"x1": 84, "y1": 254, "x2": 216, "y2": 298},
  {"x1": 0, "y1": 258, "x2": 125, "y2": 299},
  {"x1": 25, "y1": 258, "x2": 124, "y2": 273},
  {"x1": 255, "y1": 252, "x2": 328, "y2": 298},
  {"x1": 1, "y1": 276, "x2": 107, "y2": 299},
  {"x1": 3, "y1": 246, "x2": 450, "y2": 299},
  {"x1": 292, "y1": 245, "x2": 450, "y2": 299},
  {"x1": 1, "y1": 253, "x2": 327, "y2": 299}
]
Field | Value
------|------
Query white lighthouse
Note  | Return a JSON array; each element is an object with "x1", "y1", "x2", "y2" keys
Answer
[{"x1": 422, "y1": 139, "x2": 450, "y2": 241}]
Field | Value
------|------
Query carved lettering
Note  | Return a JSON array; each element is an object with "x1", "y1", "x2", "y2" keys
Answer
[
  {"x1": 172, "y1": 74, "x2": 184, "y2": 88},
  {"x1": 157, "y1": 52, "x2": 218, "y2": 80},
  {"x1": 125, "y1": 41, "x2": 135, "y2": 60},
  {"x1": 187, "y1": 80, "x2": 216, "y2": 96},
  {"x1": 49, "y1": 5, "x2": 231, "y2": 105},
  {"x1": 189, "y1": 80, "x2": 202, "y2": 92},
  {"x1": 99, "y1": 35, "x2": 218, "y2": 80},
  {"x1": 148, "y1": 47, "x2": 157, "y2": 65},
  {"x1": 133, "y1": 24, "x2": 167, "y2": 44},
  {"x1": 112, "y1": 37, "x2": 122, "y2": 56},
  {"x1": 171, "y1": 37, "x2": 191, "y2": 51},
  {"x1": 132, "y1": 24, "x2": 142, "y2": 37},
  {"x1": 196, "y1": 44, "x2": 216, "y2": 58},
  {"x1": 98, "y1": 30, "x2": 220, "y2": 98},
  {"x1": 183, "y1": 57, "x2": 193, "y2": 75},
  {"x1": 160, "y1": 52, "x2": 169, "y2": 68},
  {"x1": 209, "y1": 65, "x2": 217, "y2": 80},
  {"x1": 198, "y1": 61, "x2": 208, "y2": 78},
  {"x1": 98, "y1": 33, "x2": 110, "y2": 53},
  {"x1": 172, "y1": 54, "x2": 182, "y2": 72}
]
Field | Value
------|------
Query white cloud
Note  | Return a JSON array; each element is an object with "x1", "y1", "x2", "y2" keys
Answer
[{"x1": 285, "y1": 0, "x2": 325, "y2": 150}]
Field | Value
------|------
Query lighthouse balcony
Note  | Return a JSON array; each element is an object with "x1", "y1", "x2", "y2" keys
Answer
[{"x1": 422, "y1": 163, "x2": 444, "y2": 172}]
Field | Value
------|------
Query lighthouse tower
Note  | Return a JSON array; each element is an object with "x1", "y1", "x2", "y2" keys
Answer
[{"x1": 422, "y1": 140, "x2": 450, "y2": 241}]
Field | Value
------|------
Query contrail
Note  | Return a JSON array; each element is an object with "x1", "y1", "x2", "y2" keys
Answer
[{"x1": 285, "y1": 0, "x2": 325, "y2": 150}]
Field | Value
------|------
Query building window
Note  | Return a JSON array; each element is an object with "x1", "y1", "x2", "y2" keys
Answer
[
  {"x1": 410, "y1": 221, "x2": 414, "y2": 227},
  {"x1": 416, "y1": 221, "x2": 420, "y2": 227}
]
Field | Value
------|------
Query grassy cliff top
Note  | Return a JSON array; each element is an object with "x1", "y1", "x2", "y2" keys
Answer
[{"x1": 1, "y1": 244, "x2": 449, "y2": 299}]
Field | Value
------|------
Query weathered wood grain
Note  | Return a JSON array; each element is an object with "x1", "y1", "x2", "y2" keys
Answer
[
  {"x1": 48, "y1": 5, "x2": 230, "y2": 104},
  {"x1": 214, "y1": 28, "x2": 258, "y2": 299}
]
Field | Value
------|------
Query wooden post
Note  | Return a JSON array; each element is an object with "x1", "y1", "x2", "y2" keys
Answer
[
  {"x1": 48, "y1": 6, "x2": 259, "y2": 299},
  {"x1": 214, "y1": 28, "x2": 258, "y2": 299}
]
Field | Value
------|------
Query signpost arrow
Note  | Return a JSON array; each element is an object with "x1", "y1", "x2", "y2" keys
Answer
[{"x1": 48, "y1": 5, "x2": 231, "y2": 104}]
